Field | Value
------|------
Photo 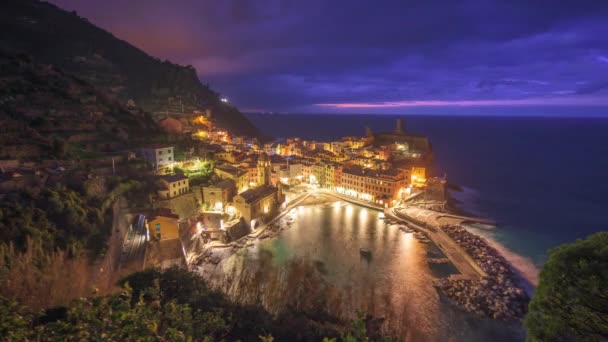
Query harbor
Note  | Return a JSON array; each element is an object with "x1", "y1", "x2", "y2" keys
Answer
[{"x1": 192, "y1": 198, "x2": 524, "y2": 340}]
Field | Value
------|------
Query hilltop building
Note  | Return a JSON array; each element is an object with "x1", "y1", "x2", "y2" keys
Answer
[
  {"x1": 158, "y1": 174, "x2": 189, "y2": 199},
  {"x1": 140, "y1": 145, "x2": 174, "y2": 169}
]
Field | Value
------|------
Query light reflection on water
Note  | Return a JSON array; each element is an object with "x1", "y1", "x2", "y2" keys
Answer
[{"x1": 199, "y1": 202, "x2": 524, "y2": 341}]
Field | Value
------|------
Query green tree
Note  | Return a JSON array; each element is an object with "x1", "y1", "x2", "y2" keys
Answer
[
  {"x1": 173, "y1": 166, "x2": 185, "y2": 176},
  {"x1": 525, "y1": 232, "x2": 608, "y2": 341},
  {"x1": 0, "y1": 297, "x2": 34, "y2": 340}
]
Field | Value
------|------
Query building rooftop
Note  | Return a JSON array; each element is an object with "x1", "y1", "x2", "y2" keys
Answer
[
  {"x1": 215, "y1": 164, "x2": 247, "y2": 176},
  {"x1": 269, "y1": 154, "x2": 285, "y2": 163},
  {"x1": 206, "y1": 179, "x2": 235, "y2": 190},
  {"x1": 237, "y1": 185, "x2": 277, "y2": 204},
  {"x1": 141, "y1": 144, "x2": 173, "y2": 150},
  {"x1": 343, "y1": 165, "x2": 402, "y2": 179},
  {"x1": 161, "y1": 174, "x2": 188, "y2": 183},
  {"x1": 147, "y1": 208, "x2": 180, "y2": 221},
  {"x1": 258, "y1": 152, "x2": 269, "y2": 161}
]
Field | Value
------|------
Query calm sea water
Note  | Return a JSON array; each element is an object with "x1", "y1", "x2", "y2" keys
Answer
[
  {"x1": 246, "y1": 113, "x2": 608, "y2": 271},
  {"x1": 199, "y1": 201, "x2": 523, "y2": 340}
]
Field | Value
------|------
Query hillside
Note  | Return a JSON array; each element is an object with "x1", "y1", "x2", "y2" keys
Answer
[
  {"x1": 0, "y1": 52, "x2": 162, "y2": 160},
  {"x1": 0, "y1": 0, "x2": 261, "y2": 138}
]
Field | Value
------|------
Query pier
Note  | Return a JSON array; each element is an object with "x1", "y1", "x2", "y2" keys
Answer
[{"x1": 385, "y1": 206, "x2": 488, "y2": 279}]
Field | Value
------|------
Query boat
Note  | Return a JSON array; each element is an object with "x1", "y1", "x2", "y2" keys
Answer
[{"x1": 359, "y1": 248, "x2": 372, "y2": 257}]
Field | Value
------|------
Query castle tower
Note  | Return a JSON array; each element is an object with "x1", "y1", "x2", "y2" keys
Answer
[
  {"x1": 257, "y1": 152, "x2": 271, "y2": 186},
  {"x1": 395, "y1": 118, "x2": 404, "y2": 134}
]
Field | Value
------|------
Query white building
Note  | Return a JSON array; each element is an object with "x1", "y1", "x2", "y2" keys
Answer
[{"x1": 140, "y1": 145, "x2": 174, "y2": 169}]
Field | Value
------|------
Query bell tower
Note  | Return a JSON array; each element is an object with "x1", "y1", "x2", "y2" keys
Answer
[{"x1": 257, "y1": 152, "x2": 271, "y2": 186}]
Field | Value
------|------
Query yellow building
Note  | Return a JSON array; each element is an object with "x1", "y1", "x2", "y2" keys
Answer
[
  {"x1": 411, "y1": 166, "x2": 427, "y2": 185},
  {"x1": 202, "y1": 179, "x2": 236, "y2": 211},
  {"x1": 215, "y1": 151, "x2": 237, "y2": 163},
  {"x1": 257, "y1": 152, "x2": 271, "y2": 186},
  {"x1": 339, "y1": 165, "x2": 407, "y2": 206},
  {"x1": 214, "y1": 164, "x2": 249, "y2": 193},
  {"x1": 158, "y1": 174, "x2": 189, "y2": 199},
  {"x1": 233, "y1": 185, "x2": 279, "y2": 228},
  {"x1": 146, "y1": 210, "x2": 180, "y2": 240}
]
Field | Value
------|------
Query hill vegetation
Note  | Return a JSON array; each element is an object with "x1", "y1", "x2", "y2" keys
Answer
[
  {"x1": 0, "y1": 0, "x2": 261, "y2": 138},
  {"x1": 0, "y1": 52, "x2": 161, "y2": 160}
]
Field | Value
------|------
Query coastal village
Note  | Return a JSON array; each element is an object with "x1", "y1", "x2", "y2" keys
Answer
[
  {"x1": 1, "y1": 1, "x2": 605, "y2": 340},
  {"x1": 0, "y1": 106, "x2": 529, "y2": 320}
]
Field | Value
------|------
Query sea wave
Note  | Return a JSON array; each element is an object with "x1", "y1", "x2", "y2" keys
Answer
[
  {"x1": 463, "y1": 224, "x2": 539, "y2": 295},
  {"x1": 449, "y1": 185, "x2": 488, "y2": 218},
  {"x1": 454, "y1": 186, "x2": 540, "y2": 293}
]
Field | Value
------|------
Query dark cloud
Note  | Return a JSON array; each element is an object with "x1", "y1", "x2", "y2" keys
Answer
[
  {"x1": 576, "y1": 80, "x2": 608, "y2": 94},
  {"x1": 50, "y1": 0, "x2": 608, "y2": 114}
]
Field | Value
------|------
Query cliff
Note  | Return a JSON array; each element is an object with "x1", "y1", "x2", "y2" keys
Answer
[{"x1": 0, "y1": 0, "x2": 261, "y2": 137}]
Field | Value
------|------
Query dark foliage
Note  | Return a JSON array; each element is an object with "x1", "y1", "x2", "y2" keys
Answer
[{"x1": 525, "y1": 232, "x2": 608, "y2": 341}]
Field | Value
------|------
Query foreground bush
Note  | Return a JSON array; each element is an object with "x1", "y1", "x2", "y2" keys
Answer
[
  {"x1": 0, "y1": 267, "x2": 387, "y2": 341},
  {"x1": 525, "y1": 232, "x2": 608, "y2": 341}
]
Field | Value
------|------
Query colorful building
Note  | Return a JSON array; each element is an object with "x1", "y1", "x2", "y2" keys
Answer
[
  {"x1": 233, "y1": 185, "x2": 280, "y2": 228},
  {"x1": 202, "y1": 179, "x2": 236, "y2": 211},
  {"x1": 339, "y1": 165, "x2": 408, "y2": 207},
  {"x1": 215, "y1": 164, "x2": 249, "y2": 193},
  {"x1": 158, "y1": 174, "x2": 189, "y2": 199},
  {"x1": 146, "y1": 209, "x2": 180, "y2": 240},
  {"x1": 140, "y1": 145, "x2": 174, "y2": 169}
]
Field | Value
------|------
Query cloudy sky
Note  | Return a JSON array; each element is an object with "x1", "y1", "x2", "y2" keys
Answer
[{"x1": 51, "y1": 0, "x2": 608, "y2": 115}]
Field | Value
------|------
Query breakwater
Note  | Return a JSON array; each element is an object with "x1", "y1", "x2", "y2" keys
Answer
[{"x1": 433, "y1": 224, "x2": 529, "y2": 320}]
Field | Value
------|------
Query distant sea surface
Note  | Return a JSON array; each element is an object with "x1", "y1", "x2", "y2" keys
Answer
[{"x1": 246, "y1": 113, "x2": 608, "y2": 274}]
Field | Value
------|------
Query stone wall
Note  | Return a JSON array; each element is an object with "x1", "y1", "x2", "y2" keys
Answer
[
  {"x1": 155, "y1": 192, "x2": 201, "y2": 219},
  {"x1": 226, "y1": 219, "x2": 250, "y2": 241}
]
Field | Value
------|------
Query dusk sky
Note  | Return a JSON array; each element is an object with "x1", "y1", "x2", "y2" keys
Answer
[{"x1": 51, "y1": 0, "x2": 608, "y2": 116}]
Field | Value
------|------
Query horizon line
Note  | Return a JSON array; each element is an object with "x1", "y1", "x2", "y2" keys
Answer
[
  {"x1": 314, "y1": 97, "x2": 608, "y2": 108},
  {"x1": 242, "y1": 111, "x2": 608, "y2": 118}
]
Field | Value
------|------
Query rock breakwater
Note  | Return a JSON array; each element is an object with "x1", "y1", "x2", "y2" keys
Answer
[{"x1": 433, "y1": 224, "x2": 529, "y2": 320}]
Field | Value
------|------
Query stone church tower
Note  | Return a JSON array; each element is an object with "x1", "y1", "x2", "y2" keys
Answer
[{"x1": 257, "y1": 152, "x2": 271, "y2": 186}]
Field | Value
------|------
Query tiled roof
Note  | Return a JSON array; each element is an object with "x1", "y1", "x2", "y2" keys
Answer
[
  {"x1": 343, "y1": 165, "x2": 402, "y2": 179},
  {"x1": 237, "y1": 185, "x2": 276, "y2": 204},
  {"x1": 148, "y1": 208, "x2": 179, "y2": 220},
  {"x1": 161, "y1": 174, "x2": 188, "y2": 183},
  {"x1": 141, "y1": 144, "x2": 172, "y2": 150},
  {"x1": 206, "y1": 179, "x2": 235, "y2": 189},
  {"x1": 216, "y1": 164, "x2": 246, "y2": 176}
]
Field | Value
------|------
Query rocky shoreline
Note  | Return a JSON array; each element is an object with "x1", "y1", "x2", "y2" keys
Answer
[{"x1": 433, "y1": 224, "x2": 529, "y2": 320}]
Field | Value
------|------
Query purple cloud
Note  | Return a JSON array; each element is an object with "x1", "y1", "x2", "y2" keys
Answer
[{"x1": 49, "y1": 0, "x2": 608, "y2": 115}]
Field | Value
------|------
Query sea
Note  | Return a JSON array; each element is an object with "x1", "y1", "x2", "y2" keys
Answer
[{"x1": 245, "y1": 113, "x2": 608, "y2": 283}]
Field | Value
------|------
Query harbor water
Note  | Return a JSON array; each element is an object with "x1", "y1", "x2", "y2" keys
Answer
[{"x1": 197, "y1": 201, "x2": 523, "y2": 340}]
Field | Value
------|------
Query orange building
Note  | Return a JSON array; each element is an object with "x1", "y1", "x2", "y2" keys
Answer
[
  {"x1": 146, "y1": 210, "x2": 180, "y2": 241},
  {"x1": 338, "y1": 165, "x2": 408, "y2": 207}
]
